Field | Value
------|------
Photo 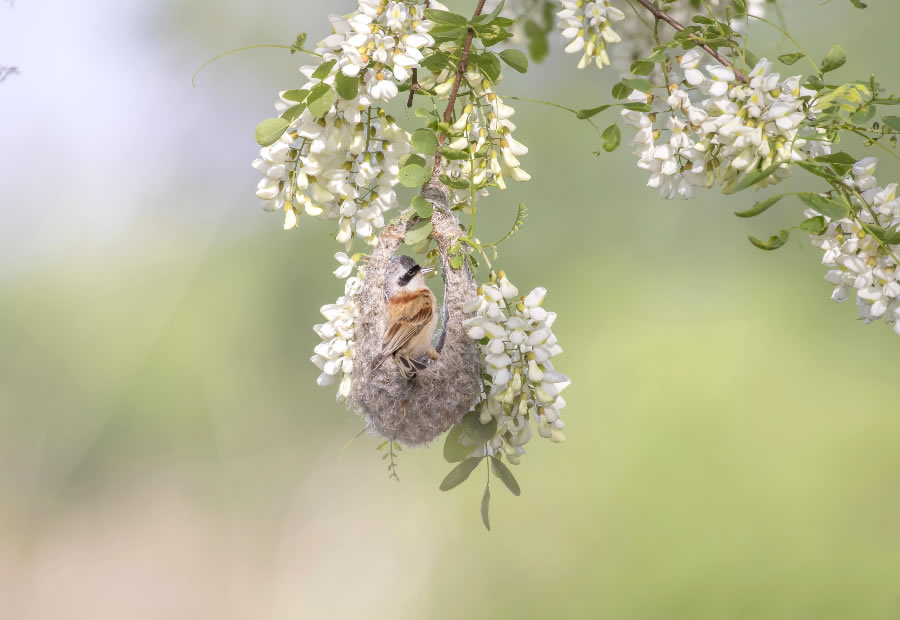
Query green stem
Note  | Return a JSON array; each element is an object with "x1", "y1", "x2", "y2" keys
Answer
[
  {"x1": 504, "y1": 95, "x2": 605, "y2": 140},
  {"x1": 192, "y1": 44, "x2": 321, "y2": 87}
]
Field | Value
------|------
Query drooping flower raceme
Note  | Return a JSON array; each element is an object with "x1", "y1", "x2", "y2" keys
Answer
[
  {"x1": 463, "y1": 273, "x2": 569, "y2": 465},
  {"x1": 622, "y1": 55, "x2": 830, "y2": 200},
  {"x1": 253, "y1": 0, "x2": 442, "y2": 244},
  {"x1": 557, "y1": 0, "x2": 626, "y2": 70},
  {"x1": 807, "y1": 158, "x2": 900, "y2": 335},
  {"x1": 311, "y1": 254, "x2": 365, "y2": 401}
]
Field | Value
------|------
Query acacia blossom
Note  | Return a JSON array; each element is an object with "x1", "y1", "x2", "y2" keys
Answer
[
  {"x1": 808, "y1": 158, "x2": 900, "y2": 335},
  {"x1": 463, "y1": 273, "x2": 569, "y2": 464},
  {"x1": 622, "y1": 55, "x2": 830, "y2": 199}
]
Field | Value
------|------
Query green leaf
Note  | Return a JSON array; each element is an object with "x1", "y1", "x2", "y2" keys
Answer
[
  {"x1": 412, "y1": 195, "x2": 433, "y2": 218},
  {"x1": 820, "y1": 44, "x2": 846, "y2": 74},
  {"x1": 443, "y1": 409, "x2": 498, "y2": 462},
  {"x1": 280, "y1": 103, "x2": 306, "y2": 123},
  {"x1": 254, "y1": 117, "x2": 289, "y2": 147},
  {"x1": 733, "y1": 162, "x2": 782, "y2": 192},
  {"x1": 868, "y1": 225, "x2": 900, "y2": 244},
  {"x1": 404, "y1": 220, "x2": 433, "y2": 245},
  {"x1": 814, "y1": 152, "x2": 857, "y2": 176},
  {"x1": 576, "y1": 105, "x2": 611, "y2": 119},
  {"x1": 311, "y1": 59, "x2": 336, "y2": 80},
  {"x1": 420, "y1": 52, "x2": 456, "y2": 73},
  {"x1": 881, "y1": 116, "x2": 900, "y2": 132},
  {"x1": 334, "y1": 71, "x2": 359, "y2": 100},
  {"x1": 439, "y1": 174, "x2": 470, "y2": 190},
  {"x1": 450, "y1": 253, "x2": 465, "y2": 269},
  {"x1": 476, "y1": 51, "x2": 501, "y2": 81},
  {"x1": 439, "y1": 457, "x2": 483, "y2": 491},
  {"x1": 306, "y1": 83, "x2": 334, "y2": 118},
  {"x1": 622, "y1": 102, "x2": 652, "y2": 112},
  {"x1": 749, "y1": 230, "x2": 790, "y2": 251},
  {"x1": 415, "y1": 107, "x2": 438, "y2": 119},
  {"x1": 777, "y1": 53, "x2": 805, "y2": 66},
  {"x1": 411, "y1": 128, "x2": 439, "y2": 154},
  {"x1": 630, "y1": 59, "x2": 655, "y2": 75},
  {"x1": 850, "y1": 105, "x2": 875, "y2": 125},
  {"x1": 734, "y1": 194, "x2": 786, "y2": 218},
  {"x1": 398, "y1": 162, "x2": 430, "y2": 188},
  {"x1": 424, "y1": 8, "x2": 468, "y2": 25},
  {"x1": 282, "y1": 89, "x2": 309, "y2": 102},
  {"x1": 798, "y1": 216, "x2": 828, "y2": 235},
  {"x1": 480, "y1": 484, "x2": 491, "y2": 531},
  {"x1": 499, "y1": 49, "x2": 528, "y2": 73},
  {"x1": 797, "y1": 160, "x2": 841, "y2": 182},
  {"x1": 849, "y1": 0, "x2": 867, "y2": 8},
  {"x1": 439, "y1": 146, "x2": 470, "y2": 160},
  {"x1": 490, "y1": 457, "x2": 521, "y2": 496},
  {"x1": 795, "y1": 192, "x2": 850, "y2": 219},
  {"x1": 400, "y1": 153, "x2": 427, "y2": 169},
  {"x1": 289, "y1": 33, "x2": 308, "y2": 54},
  {"x1": 601, "y1": 123, "x2": 621, "y2": 152}
]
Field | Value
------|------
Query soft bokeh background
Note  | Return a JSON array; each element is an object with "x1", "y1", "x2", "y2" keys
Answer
[{"x1": 2, "y1": 1, "x2": 899, "y2": 618}]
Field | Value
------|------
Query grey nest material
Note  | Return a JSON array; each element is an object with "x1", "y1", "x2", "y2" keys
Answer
[{"x1": 349, "y1": 180, "x2": 482, "y2": 446}]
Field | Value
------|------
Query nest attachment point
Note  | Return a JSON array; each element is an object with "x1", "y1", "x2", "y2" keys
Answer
[{"x1": 349, "y1": 181, "x2": 482, "y2": 446}]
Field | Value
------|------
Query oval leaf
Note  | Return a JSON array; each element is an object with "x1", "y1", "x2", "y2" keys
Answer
[
  {"x1": 399, "y1": 162, "x2": 430, "y2": 188},
  {"x1": 733, "y1": 162, "x2": 782, "y2": 192},
  {"x1": 576, "y1": 104, "x2": 611, "y2": 119},
  {"x1": 404, "y1": 220, "x2": 433, "y2": 246},
  {"x1": 282, "y1": 88, "x2": 309, "y2": 102},
  {"x1": 602, "y1": 123, "x2": 621, "y2": 152},
  {"x1": 307, "y1": 83, "x2": 334, "y2": 118},
  {"x1": 439, "y1": 457, "x2": 483, "y2": 491},
  {"x1": 254, "y1": 117, "x2": 289, "y2": 147},
  {"x1": 749, "y1": 230, "x2": 790, "y2": 251},
  {"x1": 499, "y1": 49, "x2": 528, "y2": 73},
  {"x1": 311, "y1": 59, "x2": 336, "y2": 80},
  {"x1": 411, "y1": 128, "x2": 439, "y2": 154},
  {"x1": 795, "y1": 192, "x2": 850, "y2": 219},
  {"x1": 334, "y1": 71, "x2": 359, "y2": 100},
  {"x1": 412, "y1": 195, "x2": 433, "y2": 218},
  {"x1": 490, "y1": 457, "x2": 521, "y2": 496},
  {"x1": 480, "y1": 485, "x2": 491, "y2": 531},
  {"x1": 735, "y1": 194, "x2": 786, "y2": 218}
]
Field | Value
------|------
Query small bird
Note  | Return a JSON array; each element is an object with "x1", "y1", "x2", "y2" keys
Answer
[{"x1": 373, "y1": 255, "x2": 440, "y2": 378}]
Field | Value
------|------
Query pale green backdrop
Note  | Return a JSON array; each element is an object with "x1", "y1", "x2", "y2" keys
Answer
[{"x1": 1, "y1": 1, "x2": 898, "y2": 618}]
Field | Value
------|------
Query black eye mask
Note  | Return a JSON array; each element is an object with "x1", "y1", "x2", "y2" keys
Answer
[{"x1": 398, "y1": 264, "x2": 421, "y2": 287}]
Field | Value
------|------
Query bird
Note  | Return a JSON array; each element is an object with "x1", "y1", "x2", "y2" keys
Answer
[{"x1": 372, "y1": 255, "x2": 440, "y2": 378}]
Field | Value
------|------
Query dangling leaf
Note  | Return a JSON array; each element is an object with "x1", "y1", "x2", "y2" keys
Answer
[
  {"x1": 254, "y1": 118, "x2": 289, "y2": 146},
  {"x1": 484, "y1": 203, "x2": 527, "y2": 247},
  {"x1": 439, "y1": 457, "x2": 483, "y2": 491},
  {"x1": 480, "y1": 484, "x2": 491, "y2": 531},
  {"x1": 490, "y1": 457, "x2": 521, "y2": 496}
]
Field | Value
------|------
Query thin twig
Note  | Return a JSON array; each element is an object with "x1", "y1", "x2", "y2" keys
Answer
[
  {"x1": 431, "y1": 0, "x2": 489, "y2": 177},
  {"x1": 407, "y1": 0, "x2": 431, "y2": 107},
  {"x1": 632, "y1": 0, "x2": 748, "y2": 83}
]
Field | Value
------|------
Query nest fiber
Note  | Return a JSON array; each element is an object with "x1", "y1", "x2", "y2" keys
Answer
[{"x1": 349, "y1": 181, "x2": 482, "y2": 446}]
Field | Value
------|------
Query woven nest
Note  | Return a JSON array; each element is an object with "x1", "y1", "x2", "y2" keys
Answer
[{"x1": 348, "y1": 180, "x2": 482, "y2": 446}]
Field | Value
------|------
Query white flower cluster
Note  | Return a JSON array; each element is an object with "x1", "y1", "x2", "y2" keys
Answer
[
  {"x1": 253, "y1": 0, "x2": 440, "y2": 243},
  {"x1": 463, "y1": 273, "x2": 569, "y2": 465},
  {"x1": 622, "y1": 54, "x2": 829, "y2": 200},
  {"x1": 611, "y1": 0, "x2": 766, "y2": 76},
  {"x1": 557, "y1": 0, "x2": 626, "y2": 70},
  {"x1": 311, "y1": 253, "x2": 364, "y2": 400},
  {"x1": 808, "y1": 158, "x2": 900, "y2": 335}
]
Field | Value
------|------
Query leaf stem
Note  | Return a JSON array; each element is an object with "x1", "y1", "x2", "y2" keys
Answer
[{"x1": 191, "y1": 44, "x2": 321, "y2": 87}]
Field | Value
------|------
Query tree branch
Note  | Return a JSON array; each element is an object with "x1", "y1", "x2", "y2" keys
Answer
[
  {"x1": 632, "y1": 0, "x2": 748, "y2": 84},
  {"x1": 431, "y1": 0, "x2": 488, "y2": 176}
]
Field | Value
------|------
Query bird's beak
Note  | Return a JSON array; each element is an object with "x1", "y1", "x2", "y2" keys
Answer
[{"x1": 420, "y1": 267, "x2": 436, "y2": 274}]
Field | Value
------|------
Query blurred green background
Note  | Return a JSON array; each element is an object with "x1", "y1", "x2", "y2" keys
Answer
[{"x1": 2, "y1": 1, "x2": 899, "y2": 618}]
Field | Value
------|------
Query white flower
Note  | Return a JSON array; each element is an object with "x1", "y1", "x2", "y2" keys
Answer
[
  {"x1": 464, "y1": 274, "x2": 569, "y2": 464},
  {"x1": 557, "y1": 0, "x2": 625, "y2": 70},
  {"x1": 807, "y1": 158, "x2": 900, "y2": 334},
  {"x1": 333, "y1": 252, "x2": 357, "y2": 278},
  {"x1": 312, "y1": 264, "x2": 366, "y2": 400}
]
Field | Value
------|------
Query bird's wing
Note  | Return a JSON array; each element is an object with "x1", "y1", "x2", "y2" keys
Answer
[{"x1": 380, "y1": 289, "x2": 434, "y2": 358}]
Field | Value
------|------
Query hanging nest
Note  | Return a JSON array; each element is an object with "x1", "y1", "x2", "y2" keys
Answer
[{"x1": 349, "y1": 180, "x2": 482, "y2": 446}]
